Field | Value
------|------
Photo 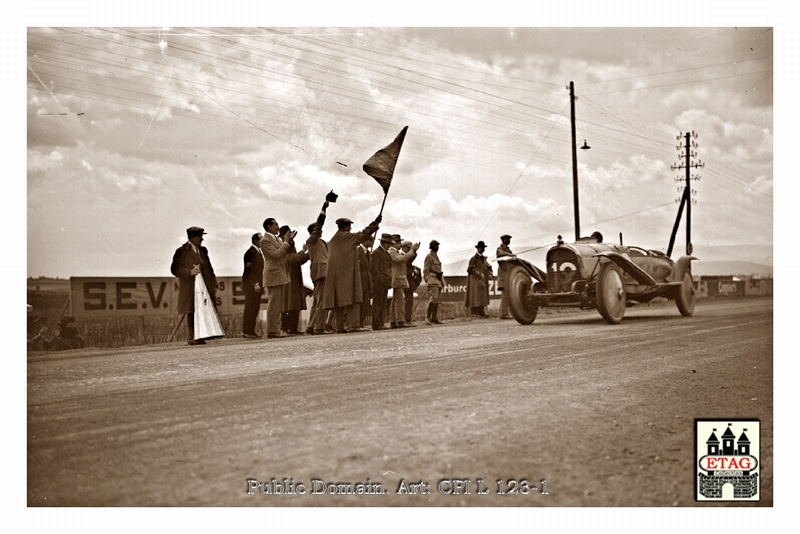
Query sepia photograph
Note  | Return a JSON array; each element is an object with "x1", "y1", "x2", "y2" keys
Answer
[{"x1": 7, "y1": 0, "x2": 797, "y2": 532}]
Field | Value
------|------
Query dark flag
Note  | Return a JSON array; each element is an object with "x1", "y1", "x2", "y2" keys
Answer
[{"x1": 362, "y1": 126, "x2": 408, "y2": 193}]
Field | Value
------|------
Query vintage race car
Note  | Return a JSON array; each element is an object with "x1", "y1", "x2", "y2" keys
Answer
[{"x1": 502, "y1": 235, "x2": 697, "y2": 324}]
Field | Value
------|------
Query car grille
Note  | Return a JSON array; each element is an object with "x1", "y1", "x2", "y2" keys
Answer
[{"x1": 547, "y1": 249, "x2": 580, "y2": 293}]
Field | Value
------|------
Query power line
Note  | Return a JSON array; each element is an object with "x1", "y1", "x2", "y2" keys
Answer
[{"x1": 27, "y1": 27, "x2": 772, "y2": 247}]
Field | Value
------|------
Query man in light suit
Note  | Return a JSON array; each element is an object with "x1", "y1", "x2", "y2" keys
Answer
[
  {"x1": 496, "y1": 234, "x2": 514, "y2": 319},
  {"x1": 241, "y1": 232, "x2": 265, "y2": 338},
  {"x1": 170, "y1": 226, "x2": 218, "y2": 345},
  {"x1": 260, "y1": 218, "x2": 295, "y2": 338},
  {"x1": 389, "y1": 235, "x2": 419, "y2": 328}
]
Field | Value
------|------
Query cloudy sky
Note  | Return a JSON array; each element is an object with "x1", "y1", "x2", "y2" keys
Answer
[
  {"x1": 22, "y1": 9, "x2": 780, "y2": 279},
  {"x1": 8, "y1": 2, "x2": 799, "y2": 530}
]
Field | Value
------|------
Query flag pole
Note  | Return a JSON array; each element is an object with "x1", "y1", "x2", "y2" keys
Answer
[{"x1": 378, "y1": 189, "x2": 389, "y2": 218}]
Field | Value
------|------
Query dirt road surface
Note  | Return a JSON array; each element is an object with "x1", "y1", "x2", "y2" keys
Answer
[{"x1": 28, "y1": 298, "x2": 772, "y2": 507}]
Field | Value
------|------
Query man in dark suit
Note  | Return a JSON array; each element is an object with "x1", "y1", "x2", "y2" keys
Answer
[
  {"x1": 241, "y1": 232, "x2": 264, "y2": 338},
  {"x1": 355, "y1": 234, "x2": 374, "y2": 331},
  {"x1": 369, "y1": 233, "x2": 394, "y2": 330},
  {"x1": 170, "y1": 226, "x2": 218, "y2": 345}
]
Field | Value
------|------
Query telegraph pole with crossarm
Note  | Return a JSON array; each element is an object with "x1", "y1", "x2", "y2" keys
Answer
[{"x1": 667, "y1": 131, "x2": 703, "y2": 257}]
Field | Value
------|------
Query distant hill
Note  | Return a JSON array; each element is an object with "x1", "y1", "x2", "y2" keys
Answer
[
  {"x1": 27, "y1": 277, "x2": 70, "y2": 292},
  {"x1": 687, "y1": 243, "x2": 772, "y2": 278},
  {"x1": 691, "y1": 244, "x2": 772, "y2": 266},
  {"x1": 691, "y1": 261, "x2": 772, "y2": 278}
]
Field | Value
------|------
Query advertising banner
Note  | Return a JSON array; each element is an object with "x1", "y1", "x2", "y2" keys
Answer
[
  {"x1": 70, "y1": 275, "x2": 502, "y2": 316},
  {"x1": 437, "y1": 276, "x2": 501, "y2": 303},
  {"x1": 70, "y1": 276, "x2": 269, "y2": 318}
]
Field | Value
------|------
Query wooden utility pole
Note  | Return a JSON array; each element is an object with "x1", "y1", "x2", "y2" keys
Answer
[
  {"x1": 569, "y1": 81, "x2": 580, "y2": 242},
  {"x1": 667, "y1": 131, "x2": 703, "y2": 256}
]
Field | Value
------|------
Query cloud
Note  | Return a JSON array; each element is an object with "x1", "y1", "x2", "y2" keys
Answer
[
  {"x1": 25, "y1": 27, "x2": 774, "y2": 278},
  {"x1": 27, "y1": 149, "x2": 63, "y2": 172}
]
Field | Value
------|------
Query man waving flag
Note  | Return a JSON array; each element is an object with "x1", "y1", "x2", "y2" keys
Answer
[{"x1": 362, "y1": 126, "x2": 408, "y2": 193}]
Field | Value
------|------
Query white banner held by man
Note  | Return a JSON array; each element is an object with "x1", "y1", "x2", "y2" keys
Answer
[{"x1": 194, "y1": 274, "x2": 224, "y2": 340}]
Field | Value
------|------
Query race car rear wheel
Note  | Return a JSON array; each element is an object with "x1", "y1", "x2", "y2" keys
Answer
[
  {"x1": 596, "y1": 263, "x2": 626, "y2": 324},
  {"x1": 675, "y1": 272, "x2": 695, "y2": 316},
  {"x1": 507, "y1": 265, "x2": 538, "y2": 325}
]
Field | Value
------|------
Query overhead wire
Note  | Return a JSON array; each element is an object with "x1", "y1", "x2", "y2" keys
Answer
[
  {"x1": 27, "y1": 27, "x2": 772, "y2": 251},
  {"x1": 28, "y1": 28, "x2": 572, "y2": 176}
]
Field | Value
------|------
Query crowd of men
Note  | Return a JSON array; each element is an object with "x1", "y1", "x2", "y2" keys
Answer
[{"x1": 171, "y1": 197, "x2": 515, "y2": 345}]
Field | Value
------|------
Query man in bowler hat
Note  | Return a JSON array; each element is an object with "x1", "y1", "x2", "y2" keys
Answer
[{"x1": 465, "y1": 240, "x2": 492, "y2": 317}]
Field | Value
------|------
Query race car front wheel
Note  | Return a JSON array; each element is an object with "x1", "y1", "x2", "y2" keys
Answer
[
  {"x1": 507, "y1": 265, "x2": 538, "y2": 325},
  {"x1": 596, "y1": 263, "x2": 626, "y2": 324},
  {"x1": 675, "y1": 271, "x2": 696, "y2": 316}
]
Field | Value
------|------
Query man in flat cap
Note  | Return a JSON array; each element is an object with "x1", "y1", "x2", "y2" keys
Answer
[
  {"x1": 496, "y1": 234, "x2": 515, "y2": 319},
  {"x1": 171, "y1": 226, "x2": 218, "y2": 345},
  {"x1": 322, "y1": 214, "x2": 382, "y2": 333},
  {"x1": 423, "y1": 239, "x2": 444, "y2": 325},
  {"x1": 370, "y1": 232, "x2": 394, "y2": 330},
  {"x1": 465, "y1": 240, "x2": 492, "y2": 317}
]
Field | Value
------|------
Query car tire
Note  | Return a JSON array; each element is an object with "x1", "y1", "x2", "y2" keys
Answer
[
  {"x1": 596, "y1": 262, "x2": 626, "y2": 324},
  {"x1": 507, "y1": 265, "x2": 538, "y2": 325},
  {"x1": 675, "y1": 271, "x2": 695, "y2": 316}
]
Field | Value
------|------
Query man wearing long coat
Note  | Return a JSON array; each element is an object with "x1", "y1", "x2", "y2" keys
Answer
[
  {"x1": 171, "y1": 226, "x2": 218, "y2": 344},
  {"x1": 322, "y1": 215, "x2": 381, "y2": 332},
  {"x1": 465, "y1": 240, "x2": 492, "y2": 317}
]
